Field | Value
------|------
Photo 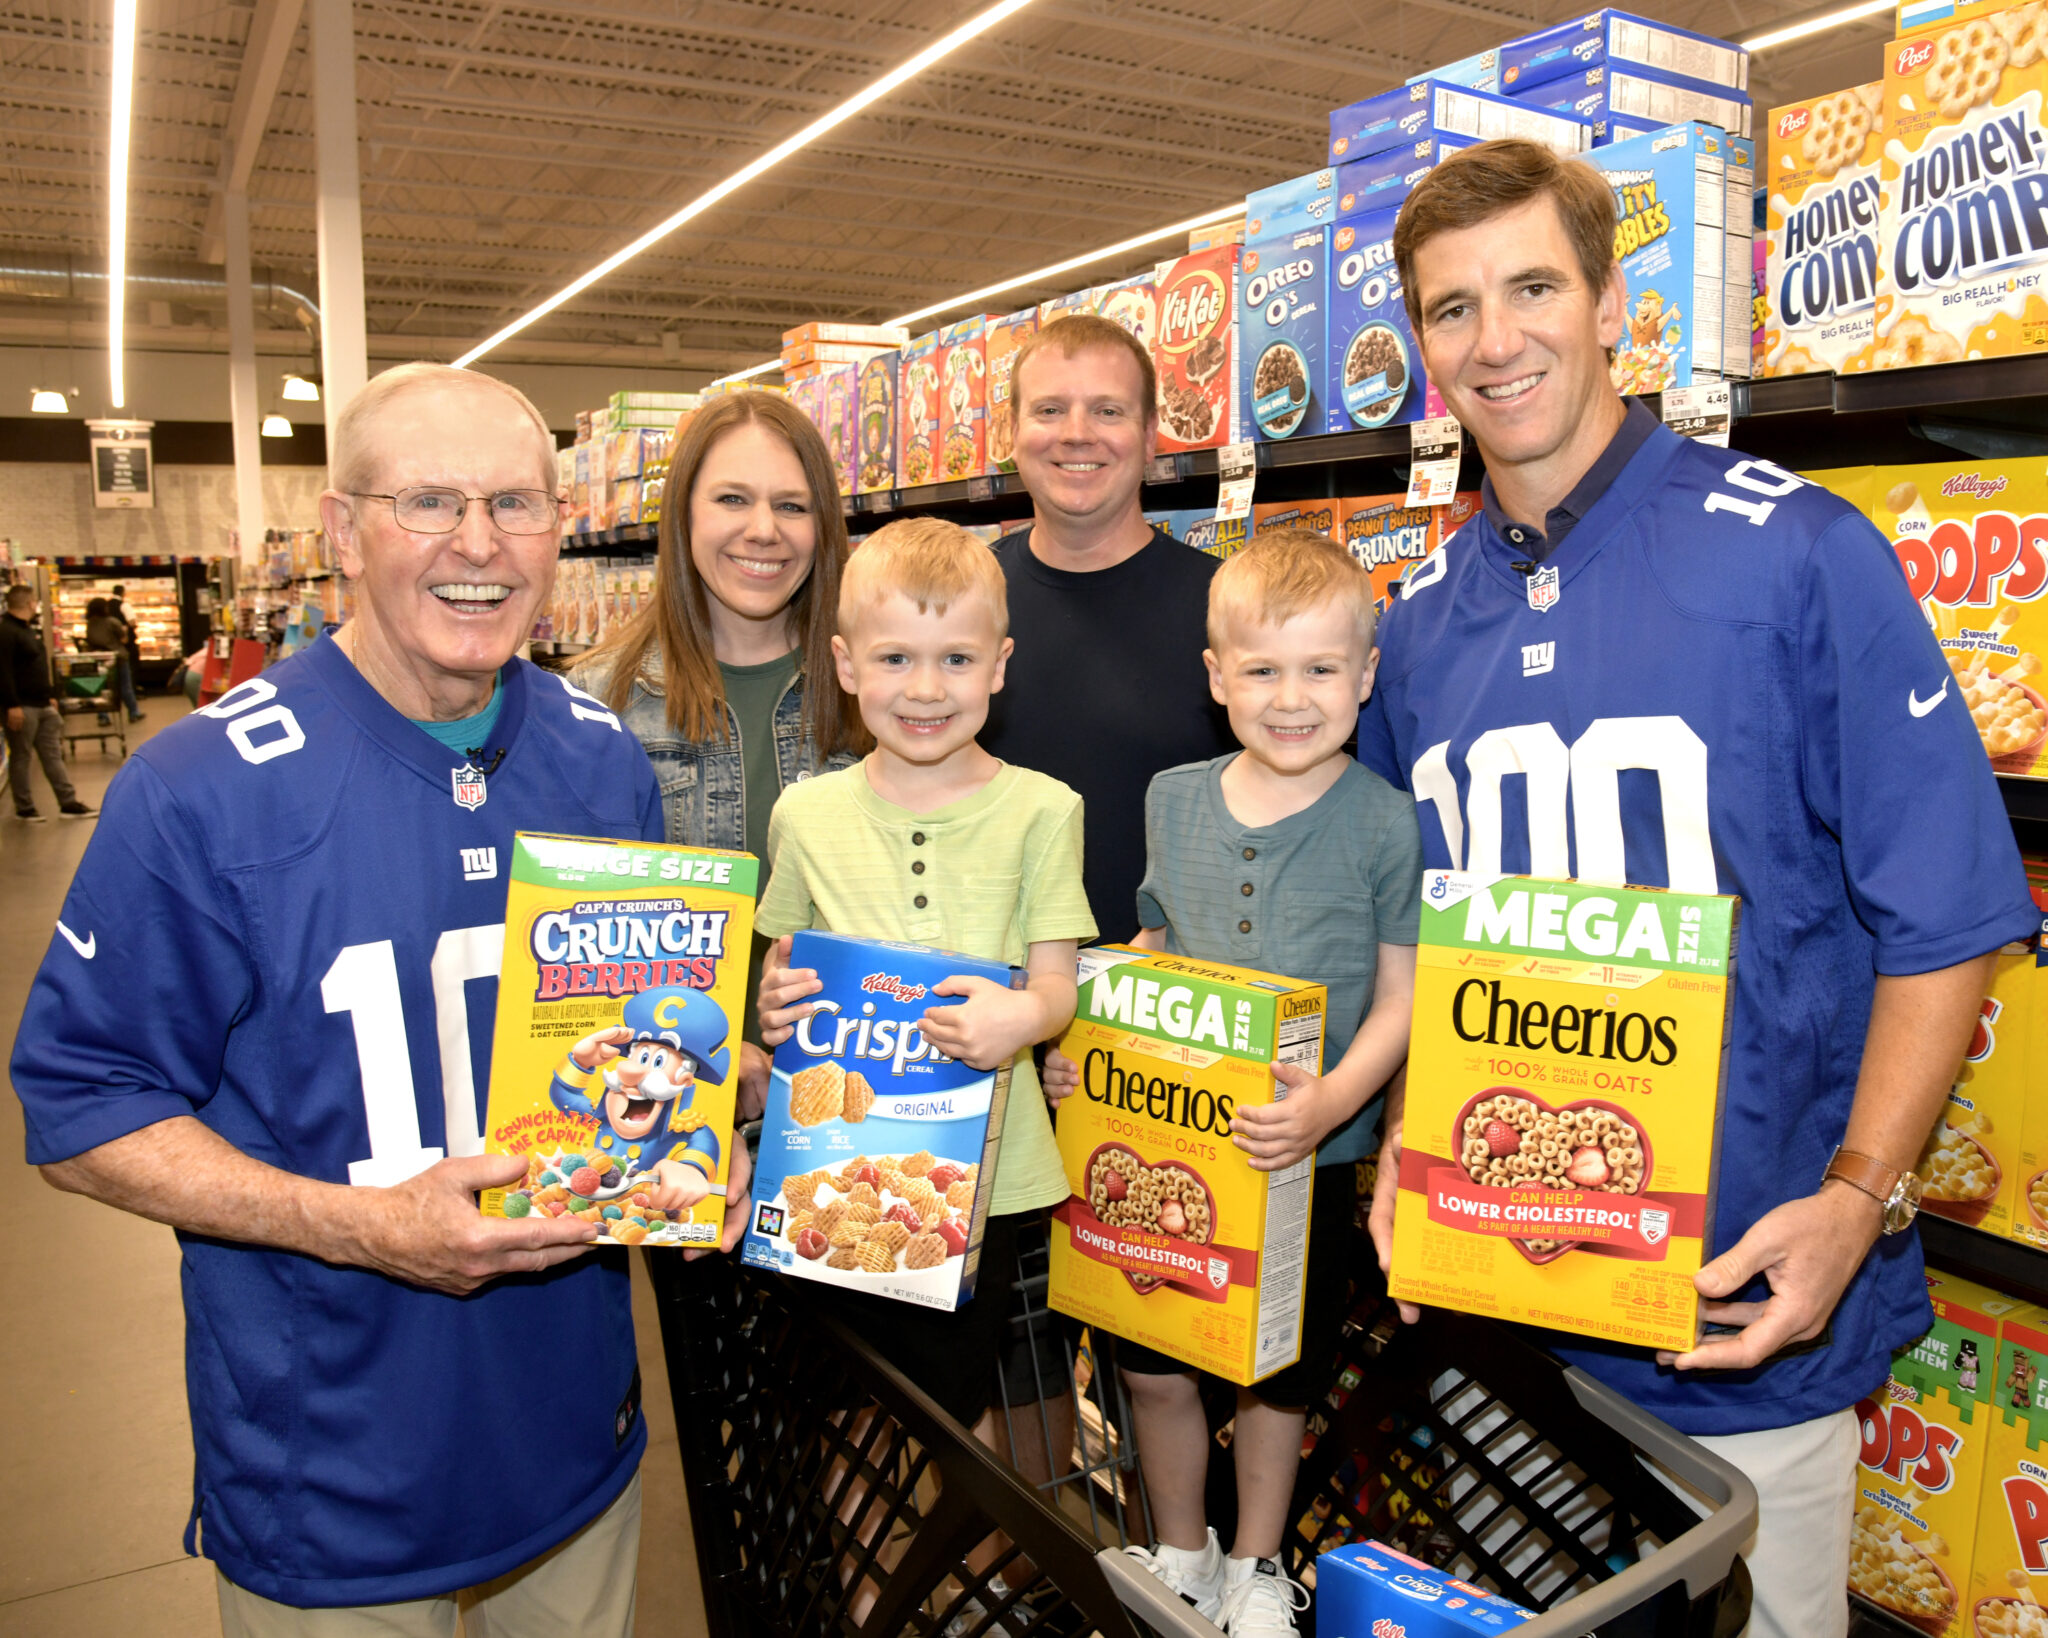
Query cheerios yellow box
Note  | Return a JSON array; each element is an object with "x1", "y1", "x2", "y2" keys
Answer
[
  {"x1": 1968, "y1": 1299, "x2": 2048, "y2": 1636},
  {"x1": 1762, "y1": 84, "x2": 1883, "y2": 377},
  {"x1": 1047, "y1": 946, "x2": 1326, "y2": 1386},
  {"x1": 478, "y1": 833, "x2": 756, "y2": 1247},
  {"x1": 1919, "y1": 947, "x2": 2039, "y2": 1239},
  {"x1": 1388, "y1": 872, "x2": 1737, "y2": 1354},
  {"x1": 1866, "y1": 459, "x2": 2048, "y2": 779},
  {"x1": 1853, "y1": 1271, "x2": 2018, "y2": 1637},
  {"x1": 1875, "y1": 7, "x2": 2048, "y2": 373}
]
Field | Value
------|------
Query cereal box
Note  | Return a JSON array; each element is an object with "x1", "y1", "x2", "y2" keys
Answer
[
  {"x1": 1334, "y1": 136, "x2": 1479, "y2": 217},
  {"x1": 819, "y1": 362, "x2": 857, "y2": 497},
  {"x1": 1853, "y1": 1271, "x2": 2016, "y2": 1636},
  {"x1": 1966, "y1": 1299, "x2": 2048, "y2": 1634},
  {"x1": 478, "y1": 834, "x2": 758, "y2": 1247},
  {"x1": 1182, "y1": 513, "x2": 1249, "y2": 559},
  {"x1": 1317, "y1": 1543, "x2": 1537, "y2": 1633},
  {"x1": 787, "y1": 372, "x2": 824, "y2": 452},
  {"x1": 897, "y1": 332, "x2": 942, "y2": 489},
  {"x1": 1510, "y1": 63, "x2": 1754, "y2": 144},
  {"x1": 1408, "y1": 47, "x2": 1501, "y2": 94},
  {"x1": 1096, "y1": 272, "x2": 1159, "y2": 354},
  {"x1": 984, "y1": 306, "x2": 1037, "y2": 473},
  {"x1": 1867, "y1": 458, "x2": 2048, "y2": 777},
  {"x1": 782, "y1": 339, "x2": 896, "y2": 371},
  {"x1": 1330, "y1": 203, "x2": 1427, "y2": 433},
  {"x1": 1251, "y1": 499, "x2": 1340, "y2": 541},
  {"x1": 1047, "y1": 945, "x2": 1326, "y2": 1385},
  {"x1": 1388, "y1": 872, "x2": 1738, "y2": 1353},
  {"x1": 1341, "y1": 493, "x2": 1438, "y2": 611},
  {"x1": 1038, "y1": 288, "x2": 1099, "y2": 327},
  {"x1": 1499, "y1": 11, "x2": 1749, "y2": 97},
  {"x1": 936, "y1": 315, "x2": 993, "y2": 481},
  {"x1": 1918, "y1": 948, "x2": 2038, "y2": 1239},
  {"x1": 1875, "y1": 8, "x2": 2048, "y2": 374},
  {"x1": 1760, "y1": 86, "x2": 1883, "y2": 378},
  {"x1": 741, "y1": 931, "x2": 1019, "y2": 1309},
  {"x1": 1189, "y1": 218, "x2": 1246, "y2": 252},
  {"x1": 782, "y1": 321, "x2": 909, "y2": 349},
  {"x1": 1240, "y1": 171, "x2": 1337, "y2": 444},
  {"x1": 1154, "y1": 247, "x2": 1240, "y2": 453},
  {"x1": 856, "y1": 349, "x2": 898, "y2": 496},
  {"x1": 1585, "y1": 122, "x2": 1731, "y2": 394},
  {"x1": 1724, "y1": 133, "x2": 1758, "y2": 377},
  {"x1": 1329, "y1": 80, "x2": 1591, "y2": 166}
]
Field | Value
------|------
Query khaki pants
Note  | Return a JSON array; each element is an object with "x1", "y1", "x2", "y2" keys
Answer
[{"x1": 215, "y1": 1469, "x2": 640, "y2": 1638}]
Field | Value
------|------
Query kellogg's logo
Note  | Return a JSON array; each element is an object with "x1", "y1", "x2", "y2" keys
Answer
[
  {"x1": 1776, "y1": 107, "x2": 1810, "y2": 138},
  {"x1": 1896, "y1": 37, "x2": 1936, "y2": 76},
  {"x1": 861, "y1": 971, "x2": 929, "y2": 1003},
  {"x1": 1944, "y1": 472, "x2": 2010, "y2": 499}
]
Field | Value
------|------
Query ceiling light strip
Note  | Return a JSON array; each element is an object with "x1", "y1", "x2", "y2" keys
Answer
[
  {"x1": 1741, "y1": 0, "x2": 1894, "y2": 53},
  {"x1": 108, "y1": 0, "x2": 138, "y2": 408},
  {"x1": 453, "y1": 0, "x2": 1042, "y2": 369}
]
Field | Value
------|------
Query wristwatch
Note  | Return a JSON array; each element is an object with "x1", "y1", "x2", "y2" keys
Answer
[{"x1": 1823, "y1": 1146, "x2": 1924, "y2": 1235}]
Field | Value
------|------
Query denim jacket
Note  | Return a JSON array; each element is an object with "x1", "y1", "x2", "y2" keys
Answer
[{"x1": 603, "y1": 654, "x2": 857, "y2": 849}]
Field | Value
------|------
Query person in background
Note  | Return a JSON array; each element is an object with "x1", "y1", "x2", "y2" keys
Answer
[
  {"x1": 1, "y1": 583, "x2": 93, "y2": 820},
  {"x1": 85, "y1": 596, "x2": 143, "y2": 725}
]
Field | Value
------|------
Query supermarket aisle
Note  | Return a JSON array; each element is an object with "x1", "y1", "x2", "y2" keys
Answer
[{"x1": 0, "y1": 696, "x2": 705, "y2": 1637}]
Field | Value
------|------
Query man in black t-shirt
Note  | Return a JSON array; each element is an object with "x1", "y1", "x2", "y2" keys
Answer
[{"x1": 980, "y1": 314, "x2": 1232, "y2": 942}]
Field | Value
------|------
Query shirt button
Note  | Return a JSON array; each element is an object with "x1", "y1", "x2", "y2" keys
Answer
[
  {"x1": 1238, "y1": 919, "x2": 1252, "y2": 934},
  {"x1": 1240, "y1": 882, "x2": 1254, "y2": 897},
  {"x1": 911, "y1": 860, "x2": 925, "y2": 875},
  {"x1": 914, "y1": 894, "x2": 928, "y2": 909},
  {"x1": 912, "y1": 832, "x2": 926, "y2": 846},
  {"x1": 1509, "y1": 528, "x2": 1524, "y2": 542},
  {"x1": 1242, "y1": 847, "x2": 1256, "y2": 861}
]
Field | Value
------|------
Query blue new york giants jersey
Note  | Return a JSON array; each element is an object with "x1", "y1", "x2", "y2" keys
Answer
[
  {"x1": 13, "y1": 635, "x2": 663, "y2": 1606},
  {"x1": 1358, "y1": 424, "x2": 2036, "y2": 1437}
]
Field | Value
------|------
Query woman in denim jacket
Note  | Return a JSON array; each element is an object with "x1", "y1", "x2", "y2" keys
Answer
[{"x1": 579, "y1": 392, "x2": 868, "y2": 1251}]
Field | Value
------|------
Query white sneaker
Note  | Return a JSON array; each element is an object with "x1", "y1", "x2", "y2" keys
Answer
[
  {"x1": 1219, "y1": 1557, "x2": 1309, "y2": 1637},
  {"x1": 943, "y1": 1573, "x2": 1011, "y2": 1637},
  {"x1": 1124, "y1": 1528, "x2": 1227, "y2": 1622}
]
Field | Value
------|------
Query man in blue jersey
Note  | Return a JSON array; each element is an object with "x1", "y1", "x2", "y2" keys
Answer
[
  {"x1": 12, "y1": 363, "x2": 686, "y2": 1635},
  {"x1": 1360, "y1": 141, "x2": 2036, "y2": 1638}
]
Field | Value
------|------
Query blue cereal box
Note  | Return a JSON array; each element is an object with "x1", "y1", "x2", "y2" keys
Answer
[
  {"x1": 1330, "y1": 203, "x2": 1425, "y2": 434},
  {"x1": 742, "y1": 931, "x2": 1020, "y2": 1310},
  {"x1": 1240, "y1": 170, "x2": 1336, "y2": 444},
  {"x1": 1500, "y1": 10, "x2": 1748, "y2": 97},
  {"x1": 1585, "y1": 122, "x2": 1731, "y2": 395},
  {"x1": 1510, "y1": 62, "x2": 1752, "y2": 143},
  {"x1": 1316, "y1": 1542, "x2": 1538, "y2": 1634},
  {"x1": 1407, "y1": 47, "x2": 1499, "y2": 94},
  {"x1": 1335, "y1": 136, "x2": 1478, "y2": 214},
  {"x1": 1329, "y1": 80, "x2": 1590, "y2": 166}
]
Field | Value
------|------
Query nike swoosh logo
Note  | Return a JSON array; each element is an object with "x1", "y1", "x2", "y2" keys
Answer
[
  {"x1": 1909, "y1": 679, "x2": 1950, "y2": 718},
  {"x1": 56, "y1": 920, "x2": 95, "y2": 960}
]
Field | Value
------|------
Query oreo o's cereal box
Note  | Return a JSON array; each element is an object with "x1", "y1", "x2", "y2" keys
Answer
[
  {"x1": 1330, "y1": 203, "x2": 1425, "y2": 434},
  {"x1": 479, "y1": 834, "x2": 757, "y2": 1247},
  {"x1": 1240, "y1": 170, "x2": 1336, "y2": 444},
  {"x1": 1499, "y1": 10, "x2": 1749, "y2": 97},
  {"x1": 1316, "y1": 1542, "x2": 1537, "y2": 1632},
  {"x1": 742, "y1": 931, "x2": 1020, "y2": 1309}
]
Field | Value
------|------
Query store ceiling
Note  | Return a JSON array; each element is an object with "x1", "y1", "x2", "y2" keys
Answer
[{"x1": 1, "y1": 0, "x2": 1891, "y2": 383}]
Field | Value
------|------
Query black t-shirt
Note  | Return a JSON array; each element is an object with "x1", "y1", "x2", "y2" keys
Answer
[{"x1": 981, "y1": 526, "x2": 1234, "y2": 942}]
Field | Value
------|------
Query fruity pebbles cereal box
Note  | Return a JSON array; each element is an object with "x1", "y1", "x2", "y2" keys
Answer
[
  {"x1": 1762, "y1": 84, "x2": 1884, "y2": 377},
  {"x1": 479, "y1": 834, "x2": 757, "y2": 1247},
  {"x1": 1967, "y1": 1298, "x2": 2048, "y2": 1636},
  {"x1": 1389, "y1": 873, "x2": 1736, "y2": 1354},
  {"x1": 1047, "y1": 945, "x2": 1326, "y2": 1386},
  {"x1": 1852, "y1": 1270, "x2": 2020, "y2": 1636},
  {"x1": 742, "y1": 931, "x2": 1021, "y2": 1310}
]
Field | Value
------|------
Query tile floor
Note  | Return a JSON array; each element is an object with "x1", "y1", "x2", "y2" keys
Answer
[{"x1": 0, "y1": 697, "x2": 707, "y2": 1637}]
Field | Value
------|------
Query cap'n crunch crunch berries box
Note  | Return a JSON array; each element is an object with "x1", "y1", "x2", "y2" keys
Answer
[
  {"x1": 1762, "y1": 84, "x2": 1884, "y2": 377},
  {"x1": 1918, "y1": 948, "x2": 2038, "y2": 1239},
  {"x1": 742, "y1": 931, "x2": 1020, "y2": 1310},
  {"x1": 1048, "y1": 946, "x2": 1325, "y2": 1386},
  {"x1": 1967, "y1": 1298, "x2": 2048, "y2": 1636},
  {"x1": 1389, "y1": 872, "x2": 1737, "y2": 1353},
  {"x1": 479, "y1": 834, "x2": 757, "y2": 1247}
]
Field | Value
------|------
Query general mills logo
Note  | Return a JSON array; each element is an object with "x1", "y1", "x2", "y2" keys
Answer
[{"x1": 1427, "y1": 872, "x2": 1451, "y2": 900}]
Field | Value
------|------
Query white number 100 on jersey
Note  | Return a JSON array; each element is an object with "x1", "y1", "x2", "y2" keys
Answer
[{"x1": 1410, "y1": 715, "x2": 1718, "y2": 894}]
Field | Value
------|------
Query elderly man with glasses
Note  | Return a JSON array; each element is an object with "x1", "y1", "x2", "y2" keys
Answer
[{"x1": 13, "y1": 363, "x2": 667, "y2": 1637}]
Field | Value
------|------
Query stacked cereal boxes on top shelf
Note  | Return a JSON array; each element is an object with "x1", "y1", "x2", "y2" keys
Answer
[
  {"x1": 1507, "y1": 62, "x2": 1753, "y2": 145},
  {"x1": 1239, "y1": 170, "x2": 1337, "y2": 444},
  {"x1": 1153, "y1": 246, "x2": 1241, "y2": 452},
  {"x1": 1498, "y1": 10, "x2": 1749, "y2": 97},
  {"x1": 1329, "y1": 79, "x2": 1592, "y2": 166},
  {"x1": 1760, "y1": 85, "x2": 1884, "y2": 377},
  {"x1": 1408, "y1": 47, "x2": 1500, "y2": 93}
]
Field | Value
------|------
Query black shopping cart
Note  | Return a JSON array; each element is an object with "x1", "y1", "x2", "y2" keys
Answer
[{"x1": 55, "y1": 650, "x2": 127, "y2": 759}]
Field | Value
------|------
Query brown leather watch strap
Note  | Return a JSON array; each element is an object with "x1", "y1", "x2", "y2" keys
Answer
[{"x1": 1824, "y1": 1147, "x2": 1901, "y2": 1204}]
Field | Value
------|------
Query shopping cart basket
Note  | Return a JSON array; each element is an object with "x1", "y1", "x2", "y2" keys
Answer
[{"x1": 56, "y1": 650, "x2": 127, "y2": 759}]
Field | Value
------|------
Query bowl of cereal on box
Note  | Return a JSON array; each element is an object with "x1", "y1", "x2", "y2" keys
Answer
[
  {"x1": 770, "y1": 1151, "x2": 976, "y2": 1286},
  {"x1": 1453, "y1": 1089, "x2": 1653, "y2": 1265},
  {"x1": 1917, "y1": 1117, "x2": 2001, "y2": 1228},
  {"x1": 1083, "y1": 1142, "x2": 1218, "y2": 1294},
  {"x1": 1852, "y1": 1505, "x2": 1957, "y2": 1634},
  {"x1": 1947, "y1": 648, "x2": 2048, "y2": 773},
  {"x1": 1251, "y1": 342, "x2": 1310, "y2": 438},
  {"x1": 2023, "y1": 1168, "x2": 2048, "y2": 1238},
  {"x1": 1343, "y1": 323, "x2": 1409, "y2": 430},
  {"x1": 1974, "y1": 1592, "x2": 2048, "y2": 1638}
]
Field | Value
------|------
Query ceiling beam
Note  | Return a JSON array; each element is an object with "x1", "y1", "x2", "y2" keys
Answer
[{"x1": 198, "y1": 0, "x2": 307, "y2": 264}]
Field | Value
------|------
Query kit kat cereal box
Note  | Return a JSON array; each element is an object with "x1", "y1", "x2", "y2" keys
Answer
[
  {"x1": 1761, "y1": 85, "x2": 1883, "y2": 377},
  {"x1": 1047, "y1": 946, "x2": 1326, "y2": 1386},
  {"x1": 479, "y1": 834, "x2": 757, "y2": 1247},
  {"x1": 742, "y1": 932, "x2": 1020, "y2": 1310},
  {"x1": 1967, "y1": 1300, "x2": 2048, "y2": 1636},
  {"x1": 1153, "y1": 246, "x2": 1241, "y2": 453},
  {"x1": 1852, "y1": 1271, "x2": 2016, "y2": 1636},
  {"x1": 985, "y1": 306, "x2": 1037, "y2": 474},
  {"x1": 1388, "y1": 873, "x2": 1737, "y2": 1353},
  {"x1": 1918, "y1": 948, "x2": 2039, "y2": 1238},
  {"x1": 897, "y1": 332, "x2": 942, "y2": 488},
  {"x1": 937, "y1": 315, "x2": 993, "y2": 481},
  {"x1": 856, "y1": 350, "x2": 899, "y2": 495}
]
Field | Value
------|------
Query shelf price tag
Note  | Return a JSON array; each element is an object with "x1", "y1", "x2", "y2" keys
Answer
[
  {"x1": 1662, "y1": 382, "x2": 1731, "y2": 447},
  {"x1": 1145, "y1": 454, "x2": 1180, "y2": 485},
  {"x1": 1216, "y1": 441, "x2": 1257, "y2": 523},
  {"x1": 1406, "y1": 417, "x2": 1462, "y2": 507},
  {"x1": 967, "y1": 477, "x2": 995, "y2": 502}
]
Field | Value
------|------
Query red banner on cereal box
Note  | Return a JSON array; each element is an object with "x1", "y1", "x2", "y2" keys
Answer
[
  {"x1": 1053, "y1": 1198, "x2": 1259, "y2": 1302},
  {"x1": 1400, "y1": 1147, "x2": 1705, "y2": 1262}
]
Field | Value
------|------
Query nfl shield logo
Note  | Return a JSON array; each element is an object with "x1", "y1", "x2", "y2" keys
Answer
[
  {"x1": 1639, "y1": 1206, "x2": 1670, "y2": 1246},
  {"x1": 1527, "y1": 564, "x2": 1561, "y2": 613},
  {"x1": 451, "y1": 762, "x2": 488, "y2": 811},
  {"x1": 1208, "y1": 1256, "x2": 1229, "y2": 1291}
]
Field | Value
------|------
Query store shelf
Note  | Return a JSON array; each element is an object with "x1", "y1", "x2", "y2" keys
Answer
[
  {"x1": 1849, "y1": 1592, "x2": 1928, "y2": 1638},
  {"x1": 563, "y1": 525, "x2": 656, "y2": 549},
  {"x1": 1922, "y1": 1215, "x2": 2048, "y2": 1309}
]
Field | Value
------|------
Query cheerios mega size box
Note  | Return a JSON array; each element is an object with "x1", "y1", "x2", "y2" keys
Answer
[
  {"x1": 1388, "y1": 872, "x2": 1737, "y2": 1353},
  {"x1": 1917, "y1": 947, "x2": 2037, "y2": 1238},
  {"x1": 479, "y1": 833, "x2": 757, "y2": 1248},
  {"x1": 1047, "y1": 945, "x2": 1326, "y2": 1386},
  {"x1": 1851, "y1": 1271, "x2": 2016, "y2": 1637},
  {"x1": 1967, "y1": 1300, "x2": 2048, "y2": 1633},
  {"x1": 741, "y1": 931, "x2": 1020, "y2": 1310},
  {"x1": 1762, "y1": 85, "x2": 1884, "y2": 378}
]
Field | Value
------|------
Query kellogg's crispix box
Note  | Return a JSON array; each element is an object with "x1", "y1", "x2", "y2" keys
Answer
[
  {"x1": 742, "y1": 931, "x2": 1021, "y2": 1310},
  {"x1": 479, "y1": 833, "x2": 757, "y2": 1247}
]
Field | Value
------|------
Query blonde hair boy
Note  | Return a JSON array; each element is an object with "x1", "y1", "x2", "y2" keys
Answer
[
  {"x1": 1208, "y1": 528, "x2": 1376, "y2": 652},
  {"x1": 840, "y1": 516, "x2": 1009, "y2": 633}
]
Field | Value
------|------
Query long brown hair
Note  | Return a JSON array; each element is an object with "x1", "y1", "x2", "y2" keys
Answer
[{"x1": 589, "y1": 390, "x2": 868, "y2": 756}]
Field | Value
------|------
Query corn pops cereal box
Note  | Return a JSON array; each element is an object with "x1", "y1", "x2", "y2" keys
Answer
[
  {"x1": 742, "y1": 931, "x2": 1020, "y2": 1310},
  {"x1": 479, "y1": 834, "x2": 757, "y2": 1247},
  {"x1": 1868, "y1": 459, "x2": 2048, "y2": 777},
  {"x1": 897, "y1": 332, "x2": 942, "y2": 489},
  {"x1": 1047, "y1": 946, "x2": 1326, "y2": 1386},
  {"x1": 1762, "y1": 86, "x2": 1884, "y2": 377},
  {"x1": 1154, "y1": 246, "x2": 1241, "y2": 453},
  {"x1": 1875, "y1": 8, "x2": 2048, "y2": 375},
  {"x1": 937, "y1": 315, "x2": 993, "y2": 481},
  {"x1": 819, "y1": 362, "x2": 857, "y2": 497},
  {"x1": 1389, "y1": 872, "x2": 1737, "y2": 1353},
  {"x1": 1965, "y1": 1299, "x2": 2048, "y2": 1636},
  {"x1": 985, "y1": 307, "x2": 1037, "y2": 474},
  {"x1": 856, "y1": 350, "x2": 898, "y2": 496},
  {"x1": 1853, "y1": 1271, "x2": 2016, "y2": 1635},
  {"x1": 1917, "y1": 948, "x2": 2038, "y2": 1237}
]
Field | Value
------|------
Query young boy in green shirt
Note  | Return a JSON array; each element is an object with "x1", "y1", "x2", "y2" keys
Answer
[{"x1": 756, "y1": 515, "x2": 1098, "y2": 1432}]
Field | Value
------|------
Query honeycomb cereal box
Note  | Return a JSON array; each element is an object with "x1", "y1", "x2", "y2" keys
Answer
[
  {"x1": 1761, "y1": 85, "x2": 1883, "y2": 377},
  {"x1": 1096, "y1": 272, "x2": 1158, "y2": 354},
  {"x1": 897, "y1": 332, "x2": 942, "y2": 489},
  {"x1": 856, "y1": 350, "x2": 898, "y2": 496},
  {"x1": 1918, "y1": 946, "x2": 2038, "y2": 1237},
  {"x1": 1153, "y1": 246, "x2": 1241, "y2": 453},
  {"x1": 1046, "y1": 946, "x2": 1326, "y2": 1387},
  {"x1": 741, "y1": 931, "x2": 1020, "y2": 1310},
  {"x1": 1875, "y1": 7, "x2": 2048, "y2": 374},
  {"x1": 1868, "y1": 459, "x2": 2048, "y2": 778},
  {"x1": 1388, "y1": 872, "x2": 1737, "y2": 1353},
  {"x1": 1853, "y1": 1271, "x2": 2017, "y2": 1636},
  {"x1": 478, "y1": 834, "x2": 757, "y2": 1248},
  {"x1": 984, "y1": 306, "x2": 1037, "y2": 474},
  {"x1": 936, "y1": 315, "x2": 993, "y2": 481},
  {"x1": 1967, "y1": 1299, "x2": 2048, "y2": 1636}
]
